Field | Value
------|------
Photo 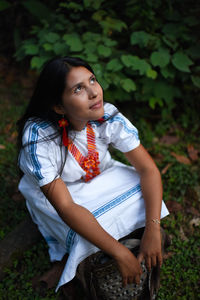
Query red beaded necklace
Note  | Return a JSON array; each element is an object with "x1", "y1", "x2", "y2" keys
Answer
[{"x1": 67, "y1": 123, "x2": 100, "y2": 182}]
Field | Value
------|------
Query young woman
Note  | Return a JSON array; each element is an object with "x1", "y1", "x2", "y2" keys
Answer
[{"x1": 17, "y1": 56, "x2": 169, "y2": 291}]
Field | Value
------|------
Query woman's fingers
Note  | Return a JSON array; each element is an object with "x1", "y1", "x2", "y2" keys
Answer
[
  {"x1": 137, "y1": 252, "x2": 144, "y2": 264},
  {"x1": 122, "y1": 277, "x2": 128, "y2": 287},
  {"x1": 151, "y1": 255, "x2": 157, "y2": 268},
  {"x1": 157, "y1": 252, "x2": 163, "y2": 267}
]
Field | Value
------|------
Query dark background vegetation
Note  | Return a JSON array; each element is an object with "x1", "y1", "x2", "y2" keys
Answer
[{"x1": 0, "y1": 0, "x2": 199, "y2": 299}]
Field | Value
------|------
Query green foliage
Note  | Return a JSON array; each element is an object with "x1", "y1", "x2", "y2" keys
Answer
[{"x1": 12, "y1": 0, "x2": 200, "y2": 120}]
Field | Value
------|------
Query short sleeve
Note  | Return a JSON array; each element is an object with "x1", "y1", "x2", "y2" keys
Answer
[
  {"x1": 100, "y1": 103, "x2": 140, "y2": 152},
  {"x1": 18, "y1": 121, "x2": 59, "y2": 187}
]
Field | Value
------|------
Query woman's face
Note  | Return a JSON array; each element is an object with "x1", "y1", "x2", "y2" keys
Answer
[{"x1": 58, "y1": 66, "x2": 104, "y2": 131}]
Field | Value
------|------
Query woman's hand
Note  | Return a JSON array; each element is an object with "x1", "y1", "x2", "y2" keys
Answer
[
  {"x1": 137, "y1": 225, "x2": 162, "y2": 271},
  {"x1": 114, "y1": 245, "x2": 142, "y2": 287}
]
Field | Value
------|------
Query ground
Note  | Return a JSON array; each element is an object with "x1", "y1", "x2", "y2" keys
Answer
[{"x1": 0, "y1": 57, "x2": 199, "y2": 299}]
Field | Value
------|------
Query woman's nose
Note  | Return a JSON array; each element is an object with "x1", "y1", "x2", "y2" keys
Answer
[{"x1": 88, "y1": 87, "x2": 97, "y2": 99}]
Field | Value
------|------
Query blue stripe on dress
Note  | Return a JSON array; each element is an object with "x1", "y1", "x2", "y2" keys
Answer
[
  {"x1": 90, "y1": 114, "x2": 139, "y2": 140},
  {"x1": 45, "y1": 236, "x2": 59, "y2": 243},
  {"x1": 28, "y1": 121, "x2": 51, "y2": 181},
  {"x1": 66, "y1": 183, "x2": 141, "y2": 252}
]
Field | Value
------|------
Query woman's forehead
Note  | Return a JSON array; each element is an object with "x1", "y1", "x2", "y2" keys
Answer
[{"x1": 66, "y1": 66, "x2": 93, "y2": 88}]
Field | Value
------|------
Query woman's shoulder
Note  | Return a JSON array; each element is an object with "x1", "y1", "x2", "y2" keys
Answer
[
  {"x1": 103, "y1": 102, "x2": 119, "y2": 117},
  {"x1": 22, "y1": 118, "x2": 57, "y2": 144}
]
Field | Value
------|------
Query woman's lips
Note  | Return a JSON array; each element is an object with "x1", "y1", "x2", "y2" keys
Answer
[{"x1": 90, "y1": 100, "x2": 102, "y2": 110}]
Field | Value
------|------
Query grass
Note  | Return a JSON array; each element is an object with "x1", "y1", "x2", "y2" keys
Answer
[{"x1": 0, "y1": 68, "x2": 200, "y2": 299}]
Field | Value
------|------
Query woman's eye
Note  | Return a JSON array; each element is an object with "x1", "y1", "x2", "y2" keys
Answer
[
  {"x1": 74, "y1": 85, "x2": 82, "y2": 93},
  {"x1": 90, "y1": 77, "x2": 96, "y2": 84}
]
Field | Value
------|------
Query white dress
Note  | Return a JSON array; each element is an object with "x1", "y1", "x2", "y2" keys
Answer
[{"x1": 18, "y1": 103, "x2": 169, "y2": 291}]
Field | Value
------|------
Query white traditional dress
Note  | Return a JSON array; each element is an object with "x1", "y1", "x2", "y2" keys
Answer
[{"x1": 18, "y1": 102, "x2": 169, "y2": 291}]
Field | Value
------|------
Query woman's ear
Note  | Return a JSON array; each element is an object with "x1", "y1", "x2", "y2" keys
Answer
[{"x1": 53, "y1": 104, "x2": 65, "y2": 115}]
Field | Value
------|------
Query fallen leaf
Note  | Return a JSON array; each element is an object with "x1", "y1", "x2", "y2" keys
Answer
[
  {"x1": 189, "y1": 217, "x2": 200, "y2": 228},
  {"x1": 179, "y1": 226, "x2": 188, "y2": 241},
  {"x1": 0, "y1": 144, "x2": 6, "y2": 149},
  {"x1": 160, "y1": 135, "x2": 179, "y2": 145},
  {"x1": 187, "y1": 145, "x2": 198, "y2": 161},
  {"x1": 166, "y1": 201, "x2": 183, "y2": 213},
  {"x1": 161, "y1": 163, "x2": 172, "y2": 174},
  {"x1": 4, "y1": 123, "x2": 12, "y2": 134},
  {"x1": 185, "y1": 207, "x2": 200, "y2": 217},
  {"x1": 7, "y1": 131, "x2": 18, "y2": 143},
  {"x1": 163, "y1": 251, "x2": 174, "y2": 259},
  {"x1": 171, "y1": 152, "x2": 191, "y2": 165}
]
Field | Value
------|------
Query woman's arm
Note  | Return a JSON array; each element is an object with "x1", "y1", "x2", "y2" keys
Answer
[
  {"x1": 41, "y1": 178, "x2": 142, "y2": 286},
  {"x1": 124, "y1": 144, "x2": 163, "y2": 270}
]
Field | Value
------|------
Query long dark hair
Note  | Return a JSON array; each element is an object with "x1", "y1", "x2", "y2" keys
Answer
[{"x1": 17, "y1": 56, "x2": 95, "y2": 150}]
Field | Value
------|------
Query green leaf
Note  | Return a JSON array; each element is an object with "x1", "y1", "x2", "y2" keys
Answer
[
  {"x1": 102, "y1": 37, "x2": 117, "y2": 47},
  {"x1": 121, "y1": 55, "x2": 150, "y2": 75},
  {"x1": 53, "y1": 43, "x2": 67, "y2": 55},
  {"x1": 191, "y1": 76, "x2": 200, "y2": 88},
  {"x1": 172, "y1": 52, "x2": 194, "y2": 72},
  {"x1": 31, "y1": 56, "x2": 47, "y2": 70},
  {"x1": 97, "y1": 45, "x2": 112, "y2": 57},
  {"x1": 59, "y1": 2, "x2": 83, "y2": 11},
  {"x1": 150, "y1": 48, "x2": 170, "y2": 68},
  {"x1": 97, "y1": 77, "x2": 109, "y2": 90},
  {"x1": 121, "y1": 55, "x2": 137, "y2": 67},
  {"x1": 0, "y1": 0, "x2": 11, "y2": 11},
  {"x1": 45, "y1": 32, "x2": 60, "y2": 43},
  {"x1": 130, "y1": 31, "x2": 153, "y2": 47},
  {"x1": 146, "y1": 69, "x2": 157, "y2": 79},
  {"x1": 121, "y1": 78, "x2": 136, "y2": 92},
  {"x1": 43, "y1": 43, "x2": 53, "y2": 51},
  {"x1": 24, "y1": 44, "x2": 39, "y2": 55},
  {"x1": 86, "y1": 53, "x2": 98, "y2": 63},
  {"x1": 92, "y1": 64, "x2": 103, "y2": 77},
  {"x1": 153, "y1": 81, "x2": 180, "y2": 103},
  {"x1": 106, "y1": 59, "x2": 123, "y2": 72},
  {"x1": 22, "y1": 0, "x2": 51, "y2": 21},
  {"x1": 162, "y1": 36, "x2": 178, "y2": 50},
  {"x1": 63, "y1": 34, "x2": 83, "y2": 52},
  {"x1": 149, "y1": 97, "x2": 163, "y2": 109},
  {"x1": 160, "y1": 66, "x2": 175, "y2": 79},
  {"x1": 92, "y1": 10, "x2": 107, "y2": 22}
]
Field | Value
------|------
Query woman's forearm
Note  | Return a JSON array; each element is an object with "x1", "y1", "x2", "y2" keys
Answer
[
  {"x1": 41, "y1": 178, "x2": 124, "y2": 259},
  {"x1": 139, "y1": 167, "x2": 162, "y2": 224},
  {"x1": 124, "y1": 145, "x2": 163, "y2": 225}
]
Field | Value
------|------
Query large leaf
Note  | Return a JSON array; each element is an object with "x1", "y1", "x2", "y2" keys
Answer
[
  {"x1": 130, "y1": 31, "x2": 155, "y2": 47},
  {"x1": 160, "y1": 66, "x2": 175, "y2": 79},
  {"x1": 97, "y1": 45, "x2": 112, "y2": 57},
  {"x1": 121, "y1": 55, "x2": 150, "y2": 75},
  {"x1": 106, "y1": 59, "x2": 123, "y2": 72},
  {"x1": 92, "y1": 64, "x2": 103, "y2": 77},
  {"x1": 172, "y1": 52, "x2": 193, "y2": 72},
  {"x1": 53, "y1": 43, "x2": 67, "y2": 55},
  {"x1": 191, "y1": 76, "x2": 200, "y2": 88},
  {"x1": 153, "y1": 81, "x2": 181, "y2": 103},
  {"x1": 45, "y1": 32, "x2": 60, "y2": 43},
  {"x1": 150, "y1": 48, "x2": 170, "y2": 68},
  {"x1": 149, "y1": 97, "x2": 163, "y2": 109},
  {"x1": 63, "y1": 34, "x2": 83, "y2": 52},
  {"x1": 146, "y1": 69, "x2": 157, "y2": 79},
  {"x1": 31, "y1": 56, "x2": 48, "y2": 69},
  {"x1": 85, "y1": 53, "x2": 98, "y2": 63},
  {"x1": 24, "y1": 44, "x2": 39, "y2": 55},
  {"x1": 22, "y1": 0, "x2": 51, "y2": 21},
  {"x1": 121, "y1": 78, "x2": 136, "y2": 92}
]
